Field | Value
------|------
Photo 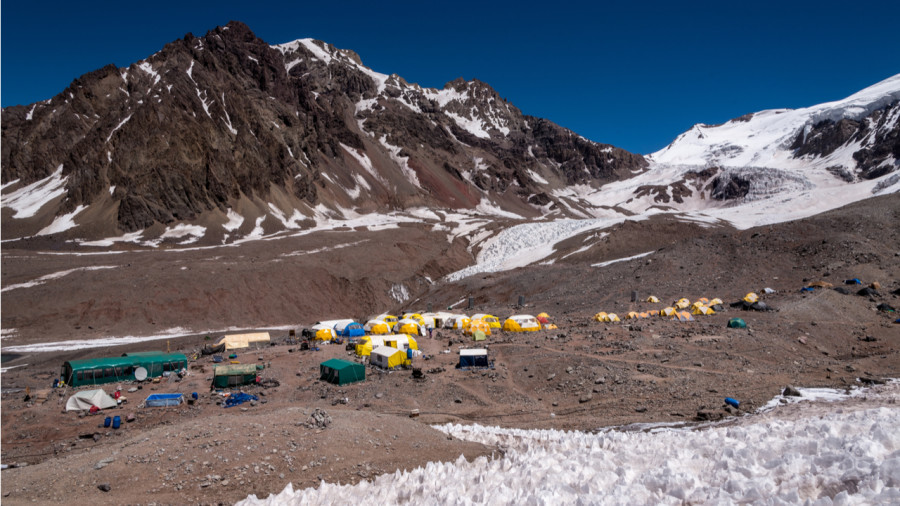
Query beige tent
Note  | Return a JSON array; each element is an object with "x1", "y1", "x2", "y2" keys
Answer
[
  {"x1": 216, "y1": 332, "x2": 271, "y2": 350},
  {"x1": 66, "y1": 389, "x2": 117, "y2": 411}
]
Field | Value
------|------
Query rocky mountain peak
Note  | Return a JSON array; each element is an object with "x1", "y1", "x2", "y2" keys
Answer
[{"x1": 1, "y1": 21, "x2": 647, "y2": 244}]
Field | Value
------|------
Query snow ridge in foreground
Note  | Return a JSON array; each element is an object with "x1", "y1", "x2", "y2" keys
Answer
[{"x1": 239, "y1": 384, "x2": 900, "y2": 505}]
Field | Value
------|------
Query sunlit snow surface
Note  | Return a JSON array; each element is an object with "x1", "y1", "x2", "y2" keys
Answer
[{"x1": 240, "y1": 382, "x2": 900, "y2": 505}]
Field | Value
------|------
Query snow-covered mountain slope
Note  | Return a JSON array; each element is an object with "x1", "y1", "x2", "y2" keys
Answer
[
  {"x1": 543, "y1": 75, "x2": 900, "y2": 226},
  {"x1": 650, "y1": 73, "x2": 900, "y2": 173}
]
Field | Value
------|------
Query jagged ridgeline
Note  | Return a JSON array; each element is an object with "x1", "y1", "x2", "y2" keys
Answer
[{"x1": 0, "y1": 21, "x2": 647, "y2": 241}]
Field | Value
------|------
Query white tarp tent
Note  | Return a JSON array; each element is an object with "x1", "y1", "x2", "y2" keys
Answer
[{"x1": 65, "y1": 389, "x2": 117, "y2": 411}]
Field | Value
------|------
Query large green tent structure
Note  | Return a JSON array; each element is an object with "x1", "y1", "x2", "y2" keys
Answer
[
  {"x1": 61, "y1": 352, "x2": 188, "y2": 387},
  {"x1": 320, "y1": 359, "x2": 365, "y2": 386},
  {"x1": 213, "y1": 363, "x2": 261, "y2": 388}
]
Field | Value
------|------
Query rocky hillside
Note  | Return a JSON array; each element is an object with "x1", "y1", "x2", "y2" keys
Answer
[{"x1": 0, "y1": 21, "x2": 646, "y2": 242}]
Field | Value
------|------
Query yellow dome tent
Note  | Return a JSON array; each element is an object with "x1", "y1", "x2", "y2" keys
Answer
[
  {"x1": 674, "y1": 298, "x2": 691, "y2": 309},
  {"x1": 471, "y1": 313, "x2": 501, "y2": 329},
  {"x1": 502, "y1": 315, "x2": 542, "y2": 332},
  {"x1": 464, "y1": 319, "x2": 492, "y2": 337},
  {"x1": 593, "y1": 312, "x2": 608, "y2": 322},
  {"x1": 692, "y1": 306, "x2": 715, "y2": 315},
  {"x1": 311, "y1": 324, "x2": 336, "y2": 341},
  {"x1": 646, "y1": 296, "x2": 660, "y2": 303},
  {"x1": 376, "y1": 314, "x2": 399, "y2": 327},
  {"x1": 364, "y1": 320, "x2": 391, "y2": 335},
  {"x1": 743, "y1": 292, "x2": 759, "y2": 304},
  {"x1": 402, "y1": 313, "x2": 426, "y2": 326},
  {"x1": 659, "y1": 307, "x2": 678, "y2": 317},
  {"x1": 394, "y1": 319, "x2": 424, "y2": 336}
]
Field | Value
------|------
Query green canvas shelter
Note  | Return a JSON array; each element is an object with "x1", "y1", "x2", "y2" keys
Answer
[
  {"x1": 320, "y1": 359, "x2": 365, "y2": 386},
  {"x1": 61, "y1": 352, "x2": 188, "y2": 387},
  {"x1": 213, "y1": 363, "x2": 261, "y2": 388},
  {"x1": 727, "y1": 318, "x2": 747, "y2": 329},
  {"x1": 472, "y1": 330, "x2": 487, "y2": 341}
]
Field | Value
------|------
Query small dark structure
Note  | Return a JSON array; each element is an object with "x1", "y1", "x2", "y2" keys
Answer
[
  {"x1": 457, "y1": 348, "x2": 492, "y2": 369},
  {"x1": 727, "y1": 318, "x2": 747, "y2": 329}
]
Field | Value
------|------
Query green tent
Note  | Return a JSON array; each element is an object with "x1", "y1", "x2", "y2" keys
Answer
[
  {"x1": 472, "y1": 330, "x2": 486, "y2": 341},
  {"x1": 320, "y1": 359, "x2": 365, "y2": 386},
  {"x1": 61, "y1": 352, "x2": 188, "y2": 387},
  {"x1": 213, "y1": 363, "x2": 261, "y2": 388},
  {"x1": 727, "y1": 318, "x2": 747, "y2": 329}
]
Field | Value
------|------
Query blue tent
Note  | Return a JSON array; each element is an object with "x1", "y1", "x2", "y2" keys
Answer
[{"x1": 335, "y1": 322, "x2": 365, "y2": 338}]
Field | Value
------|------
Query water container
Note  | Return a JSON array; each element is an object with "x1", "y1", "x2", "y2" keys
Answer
[
  {"x1": 191, "y1": 392, "x2": 198, "y2": 400},
  {"x1": 724, "y1": 397, "x2": 740, "y2": 409},
  {"x1": 407, "y1": 348, "x2": 413, "y2": 359},
  {"x1": 104, "y1": 417, "x2": 111, "y2": 428},
  {"x1": 112, "y1": 415, "x2": 121, "y2": 429}
]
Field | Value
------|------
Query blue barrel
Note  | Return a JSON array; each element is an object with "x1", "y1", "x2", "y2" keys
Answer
[
  {"x1": 407, "y1": 348, "x2": 413, "y2": 359},
  {"x1": 104, "y1": 416, "x2": 111, "y2": 428},
  {"x1": 192, "y1": 392, "x2": 198, "y2": 400},
  {"x1": 725, "y1": 397, "x2": 740, "y2": 409},
  {"x1": 112, "y1": 416, "x2": 121, "y2": 429}
]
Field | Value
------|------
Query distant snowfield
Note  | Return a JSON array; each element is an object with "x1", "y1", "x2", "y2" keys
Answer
[
  {"x1": 591, "y1": 250, "x2": 654, "y2": 268},
  {"x1": 239, "y1": 382, "x2": 900, "y2": 505},
  {"x1": 0, "y1": 265, "x2": 118, "y2": 293}
]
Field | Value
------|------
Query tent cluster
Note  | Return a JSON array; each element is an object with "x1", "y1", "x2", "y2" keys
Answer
[
  {"x1": 595, "y1": 296, "x2": 723, "y2": 323},
  {"x1": 305, "y1": 309, "x2": 557, "y2": 374}
]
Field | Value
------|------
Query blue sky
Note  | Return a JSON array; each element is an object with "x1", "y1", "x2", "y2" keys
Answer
[{"x1": 2, "y1": 1, "x2": 898, "y2": 154}]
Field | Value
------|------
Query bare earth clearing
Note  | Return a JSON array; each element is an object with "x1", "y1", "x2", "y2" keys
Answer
[{"x1": 1, "y1": 195, "x2": 899, "y2": 504}]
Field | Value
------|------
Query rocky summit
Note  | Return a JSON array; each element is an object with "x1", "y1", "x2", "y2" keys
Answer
[{"x1": 1, "y1": 21, "x2": 645, "y2": 242}]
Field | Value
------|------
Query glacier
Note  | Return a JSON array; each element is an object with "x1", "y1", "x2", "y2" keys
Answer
[{"x1": 239, "y1": 382, "x2": 900, "y2": 505}]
